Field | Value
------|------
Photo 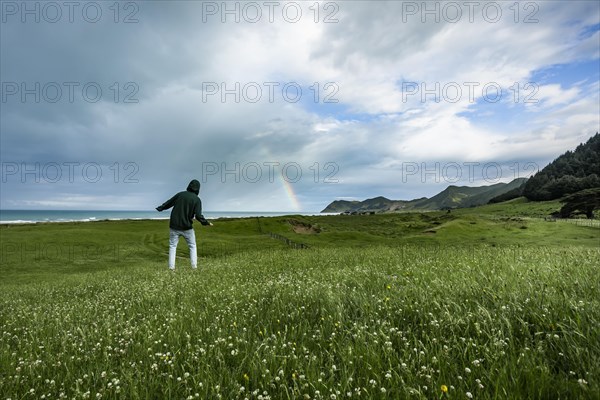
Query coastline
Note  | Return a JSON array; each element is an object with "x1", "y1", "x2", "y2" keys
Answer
[
  {"x1": 0, "y1": 210, "x2": 332, "y2": 225},
  {"x1": 0, "y1": 217, "x2": 170, "y2": 225}
]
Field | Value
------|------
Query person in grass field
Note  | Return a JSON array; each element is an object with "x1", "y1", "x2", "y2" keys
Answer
[{"x1": 156, "y1": 179, "x2": 212, "y2": 271}]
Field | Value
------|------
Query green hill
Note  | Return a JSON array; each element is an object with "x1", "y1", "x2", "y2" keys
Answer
[
  {"x1": 420, "y1": 178, "x2": 528, "y2": 209},
  {"x1": 320, "y1": 199, "x2": 361, "y2": 213},
  {"x1": 321, "y1": 178, "x2": 527, "y2": 213},
  {"x1": 489, "y1": 180, "x2": 528, "y2": 204}
]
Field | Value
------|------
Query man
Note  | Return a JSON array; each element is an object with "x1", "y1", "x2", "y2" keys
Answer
[{"x1": 156, "y1": 179, "x2": 212, "y2": 271}]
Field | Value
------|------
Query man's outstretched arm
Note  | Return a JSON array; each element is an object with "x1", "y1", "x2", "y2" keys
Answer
[
  {"x1": 156, "y1": 194, "x2": 178, "y2": 212},
  {"x1": 195, "y1": 199, "x2": 213, "y2": 226}
]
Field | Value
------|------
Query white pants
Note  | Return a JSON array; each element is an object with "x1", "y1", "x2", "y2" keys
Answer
[{"x1": 168, "y1": 228, "x2": 197, "y2": 270}]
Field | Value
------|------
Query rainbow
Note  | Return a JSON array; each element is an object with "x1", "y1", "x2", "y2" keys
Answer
[
  {"x1": 280, "y1": 176, "x2": 301, "y2": 211},
  {"x1": 257, "y1": 147, "x2": 302, "y2": 211}
]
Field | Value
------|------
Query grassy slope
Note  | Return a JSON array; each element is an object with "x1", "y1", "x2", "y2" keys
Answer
[
  {"x1": 1, "y1": 200, "x2": 599, "y2": 399},
  {"x1": 276, "y1": 197, "x2": 598, "y2": 248},
  {"x1": 1, "y1": 199, "x2": 598, "y2": 283}
]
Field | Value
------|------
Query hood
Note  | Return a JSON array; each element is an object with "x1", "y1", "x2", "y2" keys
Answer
[{"x1": 186, "y1": 179, "x2": 200, "y2": 195}]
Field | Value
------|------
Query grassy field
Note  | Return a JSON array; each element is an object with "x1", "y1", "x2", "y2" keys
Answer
[{"x1": 1, "y1": 202, "x2": 599, "y2": 399}]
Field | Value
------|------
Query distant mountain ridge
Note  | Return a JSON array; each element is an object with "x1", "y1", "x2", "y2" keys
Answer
[{"x1": 321, "y1": 178, "x2": 528, "y2": 213}]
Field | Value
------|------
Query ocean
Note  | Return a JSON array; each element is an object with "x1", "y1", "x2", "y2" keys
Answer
[{"x1": 0, "y1": 210, "x2": 319, "y2": 224}]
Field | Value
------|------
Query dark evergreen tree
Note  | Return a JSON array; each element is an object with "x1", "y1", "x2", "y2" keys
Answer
[
  {"x1": 523, "y1": 133, "x2": 600, "y2": 201},
  {"x1": 559, "y1": 188, "x2": 600, "y2": 219}
]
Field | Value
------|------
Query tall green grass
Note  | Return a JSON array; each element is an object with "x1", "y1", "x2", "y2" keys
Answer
[{"x1": 1, "y1": 244, "x2": 599, "y2": 399}]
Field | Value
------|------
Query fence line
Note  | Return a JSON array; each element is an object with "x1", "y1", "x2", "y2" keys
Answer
[
  {"x1": 482, "y1": 215, "x2": 599, "y2": 228},
  {"x1": 256, "y1": 217, "x2": 309, "y2": 249},
  {"x1": 536, "y1": 217, "x2": 599, "y2": 228},
  {"x1": 558, "y1": 218, "x2": 600, "y2": 228},
  {"x1": 267, "y1": 232, "x2": 309, "y2": 249}
]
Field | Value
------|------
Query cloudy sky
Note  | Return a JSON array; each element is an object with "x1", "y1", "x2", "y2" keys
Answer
[{"x1": 1, "y1": 0, "x2": 599, "y2": 212}]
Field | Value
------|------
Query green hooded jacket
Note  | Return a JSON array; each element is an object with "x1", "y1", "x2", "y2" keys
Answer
[{"x1": 156, "y1": 179, "x2": 210, "y2": 230}]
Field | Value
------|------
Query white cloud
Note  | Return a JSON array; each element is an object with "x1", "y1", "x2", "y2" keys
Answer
[{"x1": 527, "y1": 84, "x2": 581, "y2": 108}]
